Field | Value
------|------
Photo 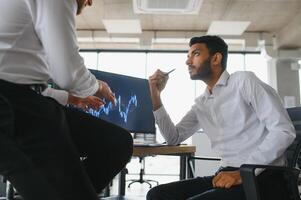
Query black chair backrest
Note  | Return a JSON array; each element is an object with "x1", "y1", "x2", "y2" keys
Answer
[{"x1": 286, "y1": 107, "x2": 301, "y2": 168}]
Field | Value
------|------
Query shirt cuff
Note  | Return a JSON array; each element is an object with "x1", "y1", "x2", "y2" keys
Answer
[
  {"x1": 42, "y1": 88, "x2": 69, "y2": 106},
  {"x1": 73, "y1": 78, "x2": 99, "y2": 98},
  {"x1": 98, "y1": 80, "x2": 103, "y2": 92},
  {"x1": 90, "y1": 79, "x2": 100, "y2": 97}
]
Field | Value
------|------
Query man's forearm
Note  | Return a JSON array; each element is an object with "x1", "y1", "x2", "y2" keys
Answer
[{"x1": 151, "y1": 93, "x2": 163, "y2": 111}]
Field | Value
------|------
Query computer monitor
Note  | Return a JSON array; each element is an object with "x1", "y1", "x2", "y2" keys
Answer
[{"x1": 88, "y1": 70, "x2": 156, "y2": 134}]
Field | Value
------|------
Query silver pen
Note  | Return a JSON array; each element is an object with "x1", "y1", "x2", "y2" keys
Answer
[{"x1": 164, "y1": 68, "x2": 176, "y2": 76}]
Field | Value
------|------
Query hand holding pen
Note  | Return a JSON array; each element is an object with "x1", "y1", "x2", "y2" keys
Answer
[{"x1": 149, "y1": 68, "x2": 176, "y2": 93}]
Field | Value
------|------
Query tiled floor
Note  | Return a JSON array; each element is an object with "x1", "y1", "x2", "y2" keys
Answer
[
  {"x1": 104, "y1": 174, "x2": 179, "y2": 200},
  {"x1": 103, "y1": 155, "x2": 181, "y2": 199}
]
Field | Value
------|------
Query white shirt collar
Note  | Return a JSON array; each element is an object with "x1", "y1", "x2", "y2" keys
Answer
[{"x1": 203, "y1": 70, "x2": 230, "y2": 98}]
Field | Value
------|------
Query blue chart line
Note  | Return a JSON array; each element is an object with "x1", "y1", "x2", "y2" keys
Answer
[{"x1": 89, "y1": 94, "x2": 138, "y2": 123}]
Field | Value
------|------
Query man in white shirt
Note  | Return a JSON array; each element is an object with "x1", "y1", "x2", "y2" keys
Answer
[
  {"x1": 146, "y1": 35, "x2": 296, "y2": 200},
  {"x1": 0, "y1": 0, "x2": 132, "y2": 200}
]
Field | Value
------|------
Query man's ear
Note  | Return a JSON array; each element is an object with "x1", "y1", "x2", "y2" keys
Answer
[{"x1": 212, "y1": 53, "x2": 222, "y2": 66}]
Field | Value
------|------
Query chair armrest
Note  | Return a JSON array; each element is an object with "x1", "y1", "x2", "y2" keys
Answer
[
  {"x1": 240, "y1": 164, "x2": 300, "y2": 200},
  {"x1": 241, "y1": 164, "x2": 300, "y2": 172}
]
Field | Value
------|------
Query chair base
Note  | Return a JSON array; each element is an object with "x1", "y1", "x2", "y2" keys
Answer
[
  {"x1": 127, "y1": 179, "x2": 159, "y2": 188},
  {"x1": 126, "y1": 157, "x2": 159, "y2": 189}
]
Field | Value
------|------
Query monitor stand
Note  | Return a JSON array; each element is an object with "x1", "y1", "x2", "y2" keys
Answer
[
  {"x1": 133, "y1": 132, "x2": 155, "y2": 143},
  {"x1": 132, "y1": 133, "x2": 166, "y2": 147}
]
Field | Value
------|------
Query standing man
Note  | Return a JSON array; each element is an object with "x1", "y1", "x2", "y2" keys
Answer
[
  {"x1": 0, "y1": 0, "x2": 133, "y2": 200},
  {"x1": 147, "y1": 35, "x2": 295, "y2": 200}
]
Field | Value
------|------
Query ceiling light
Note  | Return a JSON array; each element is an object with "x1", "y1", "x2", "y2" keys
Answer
[
  {"x1": 152, "y1": 38, "x2": 190, "y2": 44},
  {"x1": 102, "y1": 20, "x2": 142, "y2": 34},
  {"x1": 207, "y1": 21, "x2": 251, "y2": 36},
  {"x1": 133, "y1": 0, "x2": 203, "y2": 14}
]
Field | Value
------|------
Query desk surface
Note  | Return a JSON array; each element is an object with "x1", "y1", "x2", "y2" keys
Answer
[{"x1": 133, "y1": 145, "x2": 196, "y2": 157}]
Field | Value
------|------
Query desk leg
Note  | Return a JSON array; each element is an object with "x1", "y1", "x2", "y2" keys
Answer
[
  {"x1": 179, "y1": 155, "x2": 187, "y2": 180},
  {"x1": 118, "y1": 168, "x2": 127, "y2": 196},
  {"x1": 187, "y1": 153, "x2": 194, "y2": 179}
]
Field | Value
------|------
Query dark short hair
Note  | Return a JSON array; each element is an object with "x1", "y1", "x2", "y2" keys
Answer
[{"x1": 189, "y1": 35, "x2": 228, "y2": 71}]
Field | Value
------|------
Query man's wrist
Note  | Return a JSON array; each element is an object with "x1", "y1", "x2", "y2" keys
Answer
[
  {"x1": 152, "y1": 97, "x2": 162, "y2": 111},
  {"x1": 67, "y1": 94, "x2": 78, "y2": 105},
  {"x1": 98, "y1": 80, "x2": 103, "y2": 93},
  {"x1": 94, "y1": 81, "x2": 103, "y2": 97}
]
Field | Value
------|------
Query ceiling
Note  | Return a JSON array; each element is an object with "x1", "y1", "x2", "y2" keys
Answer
[{"x1": 76, "y1": 0, "x2": 301, "y2": 50}]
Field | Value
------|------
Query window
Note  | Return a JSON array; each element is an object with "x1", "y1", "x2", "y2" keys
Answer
[
  {"x1": 147, "y1": 53, "x2": 195, "y2": 143},
  {"x1": 98, "y1": 52, "x2": 146, "y2": 78},
  {"x1": 245, "y1": 54, "x2": 268, "y2": 84},
  {"x1": 79, "y1": 52, "x2": 98, "y2": 70},
  {"x1": 227, "y1": 54, "x2": 244, "y2": 74}
]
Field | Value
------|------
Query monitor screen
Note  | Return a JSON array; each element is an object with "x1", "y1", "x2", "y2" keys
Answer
[{"x1": 87, "y1": 70, "x2": 156, "y2": 134}]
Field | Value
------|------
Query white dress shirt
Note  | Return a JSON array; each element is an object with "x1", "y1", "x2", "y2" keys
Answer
[
  {"x1": 154, "y1": 71, "x2": 296, "y2": 167},
  {"x1": 0, "y1": 0, "x2": 98, "y2": 97}
]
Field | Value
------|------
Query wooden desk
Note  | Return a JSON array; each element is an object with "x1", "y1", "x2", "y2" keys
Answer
[
  {"x1": 133, "y1": 145, "x2": 196, "y2": 157},
  {"x1": 118, "y1": 145, "x2": 196, "y2": 196}
]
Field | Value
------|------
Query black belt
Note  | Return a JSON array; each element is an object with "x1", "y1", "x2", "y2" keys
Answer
[
  {"x1": 27, "y1": 84, "x2": 47, "y2": 94},
  {"x1": 0, "y1": 79, "x2": 47, "y2": 95}
]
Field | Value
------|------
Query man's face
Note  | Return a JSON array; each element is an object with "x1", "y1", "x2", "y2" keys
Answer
[
  {"x1": 76, "y1": 0, "x2": 92, "y2": 15},
  {"x1": 186, "y1": 43, "x2": 213, "y2": 81}
]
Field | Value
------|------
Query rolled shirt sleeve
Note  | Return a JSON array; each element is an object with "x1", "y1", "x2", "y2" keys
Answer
[{"x1": 154, "y1": 105, "x2": 201, "y2": 145}]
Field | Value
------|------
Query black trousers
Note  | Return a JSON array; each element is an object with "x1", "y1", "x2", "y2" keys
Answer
[
  {"x1": 0, "y1": 79, "x2": 133, "y2": 200},
  {"x1": 147, "y1": 167, "x2": 246, "y2": 200}
]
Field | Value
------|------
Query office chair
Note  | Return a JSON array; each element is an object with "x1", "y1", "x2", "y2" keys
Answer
[
  {"x1": 126, "y1": 156, "x2": 159, "y2": 188},
  {"x1": 240, "y1": 106, "x2": 301, "y2": 200}
]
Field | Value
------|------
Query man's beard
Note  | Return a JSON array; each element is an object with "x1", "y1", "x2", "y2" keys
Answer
[{"x1": 190, "y1": 58, "x2": 212, "y2": 81}]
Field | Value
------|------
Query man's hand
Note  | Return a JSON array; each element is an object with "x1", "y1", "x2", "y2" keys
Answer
[
  {"x1": 68, "y1": 95, "x2": 105, "y2": 111},
  {"x1": 148, "y1": 69, "x2": 169, "y2": 110},
  {"x1": 148, "y1": 69, "x2": 169, "y2": 96},
  {"x1": 95, "y1": 80, "x2": 116, "y2": 106},
  {"x1": 212, "y1": 171, "x2": 242, "y2": 189}
]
